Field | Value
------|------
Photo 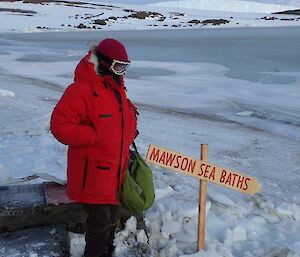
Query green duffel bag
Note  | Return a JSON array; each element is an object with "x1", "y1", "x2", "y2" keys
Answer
[{"x1": 121, "y1": 143, "x2": 155, "y2": 213}]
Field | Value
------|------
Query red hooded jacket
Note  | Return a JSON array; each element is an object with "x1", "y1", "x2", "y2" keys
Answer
[{"x1": 50, "y1": 51, "x2": 138, "y2": 204}]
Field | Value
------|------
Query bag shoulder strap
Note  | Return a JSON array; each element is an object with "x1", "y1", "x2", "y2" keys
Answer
[{"x1": 132, "y1": 141, "x2": 138, "y2": 153}]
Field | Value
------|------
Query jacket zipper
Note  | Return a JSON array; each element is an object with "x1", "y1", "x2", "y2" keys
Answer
[
  {"x1": 114, "y1": 89, "x2": 124, "y2": 200},
  {"x1": 118, "y1": 107, "x2": 124, "y2": 199},
  {"x1": 81, "y1": 159, "x2": 88, "y2": 191}
]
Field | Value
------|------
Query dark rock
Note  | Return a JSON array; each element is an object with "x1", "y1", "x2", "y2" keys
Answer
[
  {"x1": 123, "y1": 8, "x2": 134, "y2": 13},
  {"x1": 77, "y1": 23, "x2": 87, "y2": 28},
  {"x1": 128, "y1": 11, "x2": 150, "y2": 19},
  {"x1": 187, "y1": 19, "x2": 201, "y2": 24},
  {"x1": 94, "y1": 19, "x2": 106, "y2": 25},
  {"x1": 0, "y1": 7, "x2": 37, "y2": 14},
  {"x1": 108, "y1": 16, "x2": 117, "y2": 20},
  {"x1": 170, "y1": 12, "x2": 185, "y2": 16},
  {"x1": 128, "y1": 11, "x2": 163, "y2": 20},
  {"x1": 261, "y1": 16, "x2": 278, "y2": 20},
  {"x1": 158, "y1": 16, "x2": 166, "y2": 21},
  {"x1": 202, "y1": 19, "x2": 230, "y2": 25},
  {"x1": 273, "y1": 9, "x2": 300, "y2": 15}
]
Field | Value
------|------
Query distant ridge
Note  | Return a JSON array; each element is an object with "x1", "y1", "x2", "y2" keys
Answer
[{"x1": 273, "y1": 9, "x2": 300, "y2": 15}]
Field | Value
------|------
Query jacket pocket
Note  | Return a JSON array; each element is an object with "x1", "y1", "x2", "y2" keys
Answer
[
  {"x1": 96, "y1": 165, "x2": 111, "y2": 171},
  {"x1": 84, "y1": 161, "x2": 117, "y2": 197},
  {"x1": 99, "y1": 113, "x2": 113, "y2": 118},
  {"x1": 95, "y1": 113, "x2": 115, "y2": 146}
]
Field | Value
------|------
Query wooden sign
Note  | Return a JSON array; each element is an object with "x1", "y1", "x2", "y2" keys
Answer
[{"x1": 146, "y1": 144, "x2": 260, "y2": 195}]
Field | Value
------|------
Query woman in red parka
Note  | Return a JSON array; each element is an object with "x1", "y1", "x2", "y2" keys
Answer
[{"x1": 50, "y1": 38, "x2": 138, "y2": 257}]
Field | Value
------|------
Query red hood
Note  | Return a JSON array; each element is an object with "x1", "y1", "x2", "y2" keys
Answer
[
  {"x1": 74, "y1": 51, "x2": 124, "y2": 92},
  {"x1": 74, "y1": 51, "x2": 99, "y2": 84}
]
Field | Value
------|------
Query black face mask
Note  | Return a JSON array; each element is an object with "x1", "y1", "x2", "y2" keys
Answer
[
  {"x1": 96, "y1": 51, "x2": 122, "y2": 85},
  {"x1": 97, "y1": 64, "x2": 121, "y2": 85}
]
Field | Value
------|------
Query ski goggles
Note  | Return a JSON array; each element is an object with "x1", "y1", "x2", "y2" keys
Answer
[
  {"x1": 97, "y1": 51, "x2": 130, "y2": 76},
  {"x1": 110, "y1": 59, "x2": 130, "y2": 76}
]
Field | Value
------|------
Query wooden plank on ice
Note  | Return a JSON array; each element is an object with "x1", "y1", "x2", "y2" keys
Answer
[
  {"x1": 44, "y1": 183, "x2": 73, "y2": 205},
  {"x1": 0, "y1": 183, "x2": 86, "y2": 233}
]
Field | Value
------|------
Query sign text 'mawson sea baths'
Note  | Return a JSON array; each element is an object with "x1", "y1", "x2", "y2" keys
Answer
[{"x1": 146, "y1": 145, "x2": 260, "y2": 195}]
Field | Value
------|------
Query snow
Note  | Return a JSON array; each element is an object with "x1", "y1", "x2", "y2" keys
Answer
[
  {"x1": 150, "y1": 0, "x2": 298, "y2": 13},
  {"x1": 0, "y1": 88, "x2": 15, "y2": 98},
  {"x1": 137, "y1": 230, "x2": 148, "y2": 244},
  {"x1": 223, "y1": 225, "x2": 247, "y2": 246},
  {"x1": 0, "y1": 0, "x2": 300, "y2": 256},
  {"x1": 69, "y1": 232, "x2": 85, "y2": 257},
  {"x1": 1, "y1": 0, "x2": 300, "y2": 33}
]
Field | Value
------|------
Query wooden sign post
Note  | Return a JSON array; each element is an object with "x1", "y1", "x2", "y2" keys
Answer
[
  {"x1": 198, "y1": 144, "x2": 208, "y2": 250},
  {"x1": 146, "y1": 144, "x2": 261, "y2": 251}
]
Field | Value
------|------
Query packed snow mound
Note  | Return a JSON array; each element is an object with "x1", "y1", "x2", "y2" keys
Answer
[
  {"x1": 150, "y1": 0, "x2": 298, "y2": 13},
  {"x1": 0, "y1": 88, "x2": 15, "y2": 98}
]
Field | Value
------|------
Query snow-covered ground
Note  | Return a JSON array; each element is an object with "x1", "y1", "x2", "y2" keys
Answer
[
  {"x1": 0, "y1": 26, "x2": 299, "y2": 256},
  {"x1": 149, "y1": 0, "x2": 299, "y2": 13},
  {"x1": 1, "y1": 0, "x2": 300, "y2": 33}
]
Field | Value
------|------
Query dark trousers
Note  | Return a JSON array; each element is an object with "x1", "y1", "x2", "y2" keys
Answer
[{"x1": 83, "y1": 204, "x2": 120, "y2": 257}]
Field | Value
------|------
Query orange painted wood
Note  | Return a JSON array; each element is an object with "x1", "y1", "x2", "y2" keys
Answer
[
  {"x1": 146, "y1": 144, "x2": 260, "y2": 195},
  {"x1": 197, "y1": 144, "x2": 208, "y2": 251}
]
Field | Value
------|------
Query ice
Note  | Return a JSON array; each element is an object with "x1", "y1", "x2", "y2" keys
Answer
[
  {"x1": 114, "y1": 216, "x2": 152, "y2": 257},
  {"x1": 180, "y1": 240, "x2": 234, "y2": 257},
  {"x1": 155, "y1": 185, "x2": 175, "y2": 200},
  {"x1": 237, "y1": 111, "x2": 254, "y2": 117},
  {"x1": 69, "y1": 232, "x2": 85, "y2": 257},
  {"x1": 0, "y1": 163, "x2": 11, "y2": 183},
  {"x1": 209, "y1": 193, "x2": 235, "y2": 206},
  {"x1": 0, "y1": 88, "x2": 15, "y2": 98},
  {"x1": 276, "y1": 203, "x2": 300, "y2": 221},
  {"x1": 259, "y1": 247, "x2": 299, "y2": 257},
  {"x1": 0, "y1": 15, "x2": 300, "y2": 257},
  {"x1": 161, "y1": 211, "x2": 182, "y2": 238},
  {"x1": 137, "y1": 230, "x2": 148, "y2": 244},
  {"x1": 166, "y1": 243, "x2": 181, "y2": 257},
  {"x1": 224, "y1": 225, "x2": 247, "y2": 246},
  {"x1": 125, "y1": 216, "x2": 138, "y2": 234}
]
